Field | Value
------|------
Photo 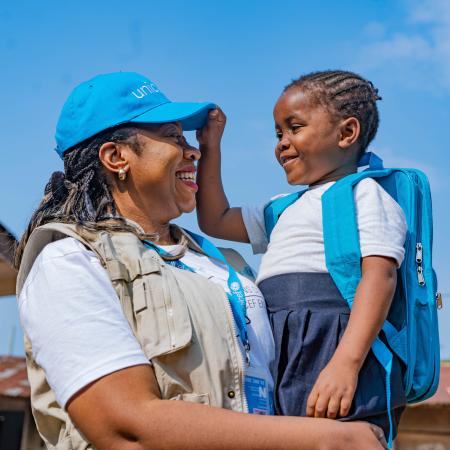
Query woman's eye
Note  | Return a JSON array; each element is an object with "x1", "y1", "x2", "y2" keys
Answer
[{"x1": 291, "y1": 124, "x2": 302, "y2": 133}]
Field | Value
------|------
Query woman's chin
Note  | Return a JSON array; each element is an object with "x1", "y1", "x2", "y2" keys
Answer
[{"x1": 179, "y1": 198, "x2": 197, "y2": 215}]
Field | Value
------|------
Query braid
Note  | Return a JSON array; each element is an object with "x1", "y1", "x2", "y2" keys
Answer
[
  {"x1": 285, "y1": 70, "x2": 381, "y2": 153},
  {"x1": 14, "y1": 125, "x2": 143, "y2": 269}
]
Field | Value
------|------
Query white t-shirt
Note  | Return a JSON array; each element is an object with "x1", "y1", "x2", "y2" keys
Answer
[
  {"x1": 161, "y1": 244, "x2": 274, "y2": 387},
  {"x1": 18, "y1": 237, "x2": 274, "y2": 409},
  {"x1": 242, "y1": 178, "x2": 407, "y2": 284}
]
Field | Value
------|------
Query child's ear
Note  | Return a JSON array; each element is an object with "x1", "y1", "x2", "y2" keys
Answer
[{"x1": 338, "y1": 117, "x2": 360, "y2": 149}]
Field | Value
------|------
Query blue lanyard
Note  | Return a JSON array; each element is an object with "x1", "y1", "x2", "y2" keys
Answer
[{"x1": 142, "y1": 230, "x2": 250, "y2": 360}]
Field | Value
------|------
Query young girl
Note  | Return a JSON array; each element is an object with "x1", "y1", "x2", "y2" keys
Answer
[{"x1": 196, "y1": 70, "x2": 407, "y2": 438}]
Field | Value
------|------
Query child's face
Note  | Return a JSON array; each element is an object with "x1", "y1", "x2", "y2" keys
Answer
[{"x1": 274, "y1": 87, "x2": 356, "y2": 186}]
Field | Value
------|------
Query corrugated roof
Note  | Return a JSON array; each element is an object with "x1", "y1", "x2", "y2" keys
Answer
[{"x1": 0, "y1": 356, "x2": 29, "y2": 399}]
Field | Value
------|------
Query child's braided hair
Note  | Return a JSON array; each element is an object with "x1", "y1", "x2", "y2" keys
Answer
[{"x1": 285, "y1": 70, "x2": 382, "y2": 154}]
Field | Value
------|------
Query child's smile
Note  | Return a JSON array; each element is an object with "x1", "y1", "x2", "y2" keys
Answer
[{"x1": 273, "y1": 88, "x2": 358, "y2": 186}]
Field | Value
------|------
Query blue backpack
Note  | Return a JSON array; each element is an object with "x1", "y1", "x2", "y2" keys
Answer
[{"x1": 264, "y1": 152, "x2": 441, "y2": 447}]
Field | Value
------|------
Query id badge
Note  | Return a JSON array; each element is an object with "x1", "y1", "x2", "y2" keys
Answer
[{"x1": 244, "y1": 366, "x2": 274, "y2": 415}]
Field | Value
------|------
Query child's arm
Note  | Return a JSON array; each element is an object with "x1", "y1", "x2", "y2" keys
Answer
[
  {"x1": 306, "y1": 255, "x2": 397, "y2": 419},
  {"x1": 196, "y1": 108, "x2": 250, "y2": 243}
]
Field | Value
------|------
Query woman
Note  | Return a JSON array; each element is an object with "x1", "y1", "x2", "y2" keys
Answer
[{"x1": 15, "y1": 72, "x2": 386, "y2": 450}]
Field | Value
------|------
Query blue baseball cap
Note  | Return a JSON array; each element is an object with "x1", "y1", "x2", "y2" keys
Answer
[{"x1": 55, "y1": 72, "x2": 215, "y2": 157}]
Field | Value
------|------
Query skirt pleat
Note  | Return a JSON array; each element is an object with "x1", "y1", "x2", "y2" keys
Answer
[{"x1": 260, "y1": 272, "x2": 405, "y2": 438}]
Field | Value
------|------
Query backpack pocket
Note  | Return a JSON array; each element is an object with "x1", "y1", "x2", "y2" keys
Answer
[{"x1": 408, "y1": 298, "x2": 433, "y2": 399}]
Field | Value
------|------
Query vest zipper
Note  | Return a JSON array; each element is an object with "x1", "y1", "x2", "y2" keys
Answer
[
  {"x1": 223, "y1": 293, "x2": 249, "y2": 413},
  {"x1": 161, "y1": 265, "x2": 177, "y2": 350}
]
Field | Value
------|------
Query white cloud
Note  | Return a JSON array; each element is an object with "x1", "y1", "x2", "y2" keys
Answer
[
  {"x1": 355, "y1": 0, "x2": 450, "y2": 93},
  {"x1": 363, "y1": 21, "x2": 386, "y2": 40},
  {"x1": 409, "y1": 0, "x2": 450, "y2": 24}
]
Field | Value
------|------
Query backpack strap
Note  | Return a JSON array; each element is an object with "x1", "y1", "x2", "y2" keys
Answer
[
  {"x1": 321, "y1": 165, "x2": 407, "y2": 361},
  {"x1": 321, "y1": 153, "x2": 401, "y2": 449},
  {"x1": 263, "y1": 191, "x2": 307, "y2": 239}
]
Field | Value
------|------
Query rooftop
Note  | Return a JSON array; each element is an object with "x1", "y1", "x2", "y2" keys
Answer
[{"x1": 0, "y1": 356, "x2": 29, "y2": 399}]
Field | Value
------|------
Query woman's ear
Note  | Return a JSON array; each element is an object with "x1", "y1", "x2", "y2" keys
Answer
[
  {"x1": 338, "y1": 117, "x2": 360, "y2": 149},
  {"x1": 98, "y1": 142, "x2": 129, "y2": 179}
]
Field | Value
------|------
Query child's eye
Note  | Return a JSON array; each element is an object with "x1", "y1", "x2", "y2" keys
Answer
[
  {"x1": 275, "y1": 131, "x2": 283, "y2": 140},
  {"x1": 291, "y1": 124, "x2": 303, "y2": 133}
]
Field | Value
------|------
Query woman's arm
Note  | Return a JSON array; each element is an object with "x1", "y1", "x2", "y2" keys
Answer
[
  {"x1": 196, "y1": 108, "x2": 250, "y2": 242},
  {"x1": 67, "y1": 364, "x2": 386, "y2": 450},
  {"x1": 306, "y1": 255, "x2": 397, "y2": 418}
]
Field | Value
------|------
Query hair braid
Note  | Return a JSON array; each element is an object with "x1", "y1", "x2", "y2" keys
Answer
[
  {"x1": 285, "y1": 70, "x2": 382, "y2": 153},
  {"x1": 15, "y1": 125, "x2": 144, "y2": 269}
]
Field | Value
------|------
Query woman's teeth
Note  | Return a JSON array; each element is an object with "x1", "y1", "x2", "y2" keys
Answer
[{"x1": 176, "y1": 172, "x2": 196, "y2": 181}]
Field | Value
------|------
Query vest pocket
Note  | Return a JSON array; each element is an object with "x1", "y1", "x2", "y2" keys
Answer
[
  {"x1": 169, "y1": 393, "x2": 211, "y2": 405},
  {"x1": 132, "y1": 266, "x2": 192, "y2": 360}
]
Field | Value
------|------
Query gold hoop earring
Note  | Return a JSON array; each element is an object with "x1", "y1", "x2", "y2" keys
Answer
[{"x1": 118, "y1": 168, "x2": 127, "y2": 181}]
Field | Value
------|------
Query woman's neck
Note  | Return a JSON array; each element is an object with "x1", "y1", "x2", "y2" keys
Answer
[
  {"x1": 113, "y1": 201, "x2": 177, "y2": 245},
  {"x1": 149, "y1": 222, "x2": 174, "y2": 245}
]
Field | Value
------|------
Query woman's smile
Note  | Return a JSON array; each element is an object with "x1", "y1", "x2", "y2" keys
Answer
[{"x1": 175, "y1": 165, "x2": 198, "y2": 192}]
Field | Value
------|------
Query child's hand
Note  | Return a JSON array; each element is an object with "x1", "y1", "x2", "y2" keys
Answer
[
  {"x1": 306, "y1": 357, "x2": 358, "y2": 419},
  {"x1": 196, "y1": 108, "x2": 226, "y2": 150}
]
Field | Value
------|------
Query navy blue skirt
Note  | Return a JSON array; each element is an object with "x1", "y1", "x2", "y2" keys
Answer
[{"x1": 259, "y1": 273, "x2": 405, "y2": 438}]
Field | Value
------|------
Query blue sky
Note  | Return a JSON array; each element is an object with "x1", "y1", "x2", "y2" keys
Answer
[{"x1": 1, "y1": 0, "x2": 449, "y2": 357}]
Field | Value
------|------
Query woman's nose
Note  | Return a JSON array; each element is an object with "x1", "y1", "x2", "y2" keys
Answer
[{"x1": 183, "y1": 144, "x2": 201, "y2": 161}]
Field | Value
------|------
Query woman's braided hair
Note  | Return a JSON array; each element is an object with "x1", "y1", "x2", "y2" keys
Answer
[
  {"x1": 284, "y1": 70, "x2": 382, "y2": 154},
  {"x1": 15, "y1": 125, "x2": 144, "y2": 268}
]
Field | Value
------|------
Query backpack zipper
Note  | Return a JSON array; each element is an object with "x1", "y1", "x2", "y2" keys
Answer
[{"x1": 412, "y1": 172, "x2": 425, "y2": 287}]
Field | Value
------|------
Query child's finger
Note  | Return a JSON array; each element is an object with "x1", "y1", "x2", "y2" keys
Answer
[
  {"x1": 208, "y1": 108, "x2": 219, "y2": 119},
  {"x1": 314, "y1": 393, "x2": 330, "y2": 418},
  {"x1": 306, "y1": 389, "x2": 319, "y2": 417},
  {"x1": 339, "y1": 396, "x2": 352, "y2": 417},
  {"x1": 326, "y1": 395, "x2": 341, "y2": 419}
]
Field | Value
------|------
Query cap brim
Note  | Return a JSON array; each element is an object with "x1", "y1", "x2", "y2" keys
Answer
[{"x1": 131, "y1": 101, "x2": 216, "y2": 131}]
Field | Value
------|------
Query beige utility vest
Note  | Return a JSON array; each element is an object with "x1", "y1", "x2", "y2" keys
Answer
[{"x1": 17, "y1": 222, "x2": 250, "y2": 450}]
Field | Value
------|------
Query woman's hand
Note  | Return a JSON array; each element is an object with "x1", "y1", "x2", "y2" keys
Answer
[
  {"x1": 196, "y1": 108, "x2": 226, "y2": 150},
  {"x1": 335, "y1": 422, "x2": 388, "y2": 450},
  {"x1": 306, "y1": 356, "x2": 359, "y2": 419}
]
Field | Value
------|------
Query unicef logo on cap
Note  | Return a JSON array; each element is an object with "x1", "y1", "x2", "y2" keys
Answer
[
  {"x1": 230, "y1": 282, "x2": 241, "y2": 292},
  {"x1": 131, "y1": 81, "x2": 161, "y2": 99}
]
